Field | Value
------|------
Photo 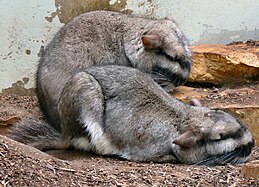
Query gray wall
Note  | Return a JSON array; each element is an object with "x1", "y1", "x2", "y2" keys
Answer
[{"x1": 1, "y1": 0, "x2": 259, "y2": 92}]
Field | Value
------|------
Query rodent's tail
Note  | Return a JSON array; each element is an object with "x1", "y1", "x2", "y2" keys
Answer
[{"x1": 8, "y1": 119, "x2": 68, "y2": 151}]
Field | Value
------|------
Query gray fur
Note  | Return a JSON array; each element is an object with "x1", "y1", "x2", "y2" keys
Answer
[
  {"x1": 9, "y1": 66, "x2": 254, "y2": 165},
  {"x1": 36, "y1": 10, "x2": 192, "y2": 131},
  {"x1": 8, "y1": 119, "x2": 68, "y2": 151}
]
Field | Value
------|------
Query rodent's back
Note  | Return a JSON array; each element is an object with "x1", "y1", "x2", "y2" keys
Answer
[
  {"x1": 84, "y1": 65, "x2": 188, "y2": 128},
  {"x1": 37, "y1": 11, "x2": 130, "y2": 130},
  {"x1": 37, "y1": 10, "x2": 192, "y2": 131}
]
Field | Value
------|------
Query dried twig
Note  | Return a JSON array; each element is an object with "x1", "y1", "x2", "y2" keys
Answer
[{"x1": 55, "y1": 167, "x2": 76, "y2": 173}]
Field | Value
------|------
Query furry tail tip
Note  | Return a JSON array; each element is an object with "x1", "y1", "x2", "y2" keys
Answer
[{"x1": 8, "y1": 119, "x2": 67, "y2": 151}]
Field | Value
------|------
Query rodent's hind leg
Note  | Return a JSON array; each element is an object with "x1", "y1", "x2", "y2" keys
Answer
[{"x1": 58, "y1": 71, "x2": 118, "y2": 155}]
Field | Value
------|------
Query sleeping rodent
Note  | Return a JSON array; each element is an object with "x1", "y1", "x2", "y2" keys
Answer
[{"x1": 9, "y1": 65, "x2": 254, "y2": 165}]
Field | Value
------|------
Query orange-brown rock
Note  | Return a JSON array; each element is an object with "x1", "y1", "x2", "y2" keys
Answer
[
  {"x1": 241, "y1": 160, "x2": 259, "y2": 179},
  {"x1": 225, "y1": 107, "x2": 259, "y2": 146},
  {"x1": 189, "y1": 44, "x2": 259, "y2": 85},
  {"x1": 170, "y1": 86, "x2": 209, "y2": 103}
]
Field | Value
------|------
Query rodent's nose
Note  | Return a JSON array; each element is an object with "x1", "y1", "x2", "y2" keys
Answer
[
  {"x1": 250, "y1": 138, "x2": 255, "y2": 147},
  {"x1": 152, "y1": 64, "x2": 187, "y2": 87},
  {"x1": 244, "y1": 138, "x2": 255, "y2": 157}
]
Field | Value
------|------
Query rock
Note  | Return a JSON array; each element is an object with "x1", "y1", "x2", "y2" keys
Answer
[
  {"x1": 225, "y1": 107, "x2": 259, "y2": 146},
  {"x1": 189, "y1": 44, "x2": 259, "y2": 85},
  {"x1": 170, "y1": 86, "x2": 209, "y2": 103},
  {"x1": 172, "y1": 86, "x2": 259, "y2": 145},
  {"x1": 241, "y1": 160, "x2": 259, "y2": 179}
]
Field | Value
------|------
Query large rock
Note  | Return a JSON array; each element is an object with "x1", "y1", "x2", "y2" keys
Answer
[
  {"x1": 189, "y1": 44, "x2": 259, "y2": 85},
  {"x1": 241, "y1": 160, "x2": 259, "y2": 179}
]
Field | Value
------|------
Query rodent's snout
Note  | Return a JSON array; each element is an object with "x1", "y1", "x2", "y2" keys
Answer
[
  {"x1": 242, "y1": 138, "x2": 255, "y2": 158},
  {"x1": 250, "y1": 138, "x2": 255, "y2": 148},
  {"x1": 152, "y1": 63, "x2": 187, "y2": 87}
]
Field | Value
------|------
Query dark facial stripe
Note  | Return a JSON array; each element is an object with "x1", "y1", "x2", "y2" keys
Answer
[
  {"x1": 152, "y1": 64, "x2": 187, "y2": 86},
  {"x1": 157, "y1": 49, "x2": 191, "y2": 71}
]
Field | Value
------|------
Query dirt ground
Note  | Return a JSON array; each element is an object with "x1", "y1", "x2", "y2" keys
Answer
[{"x1": 0, "y1": 85, "x2": 259, "y2": 186}]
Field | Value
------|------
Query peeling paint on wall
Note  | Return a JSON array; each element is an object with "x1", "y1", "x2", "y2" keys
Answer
[
  {"x1": 2, "y1": 78, "x2": 35, "y2": 96},
  {"x1": 46, "y1": 0, "x2": 133, "y2": 24},
  {"x1": 154, "y1": 0, "x2": 259, "y2": 44},
  {"x1": 0, "y1": 0, "x2": 63, "y2": 92},
  {"x1": 197, "y1": 29, "x2": 259, "y2": 45},
  {"x1": 125, "y1": 0, "x2": 158, "y2": 17}
]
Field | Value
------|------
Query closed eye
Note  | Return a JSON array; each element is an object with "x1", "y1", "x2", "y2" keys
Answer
[
  {"x1": 156, "y1": 49, "x2": 177, "y2": 62},
  {"x1": 196, "y1": 128, "x2": 245, "y2": 146},
  {"x1": 205, "y1": 128, "x2": 244, "y2": 144},
  {"x1": 220, "y1": 128, "x2": 244, "y2": 140}
]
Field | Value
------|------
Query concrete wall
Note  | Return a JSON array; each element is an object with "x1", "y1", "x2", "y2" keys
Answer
[{"x1": 1, "y1": 0, "x2": 259, "y2": 93}]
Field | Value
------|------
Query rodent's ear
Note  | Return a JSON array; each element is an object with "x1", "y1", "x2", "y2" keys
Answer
[
  {"x1": 173, "y1": 131, "x2": 200, "y2": 148},
  {"x1": 141, "y1": 34, "x2": 162, "y2": 49}
]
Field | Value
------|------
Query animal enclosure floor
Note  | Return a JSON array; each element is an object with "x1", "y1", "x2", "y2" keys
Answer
[
  {"x1": 0, "y1": 89, "x2": 258, "y2": 186},
  {"x1": 1, "y1": 136, "x2": 258, "y2": 187}
]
